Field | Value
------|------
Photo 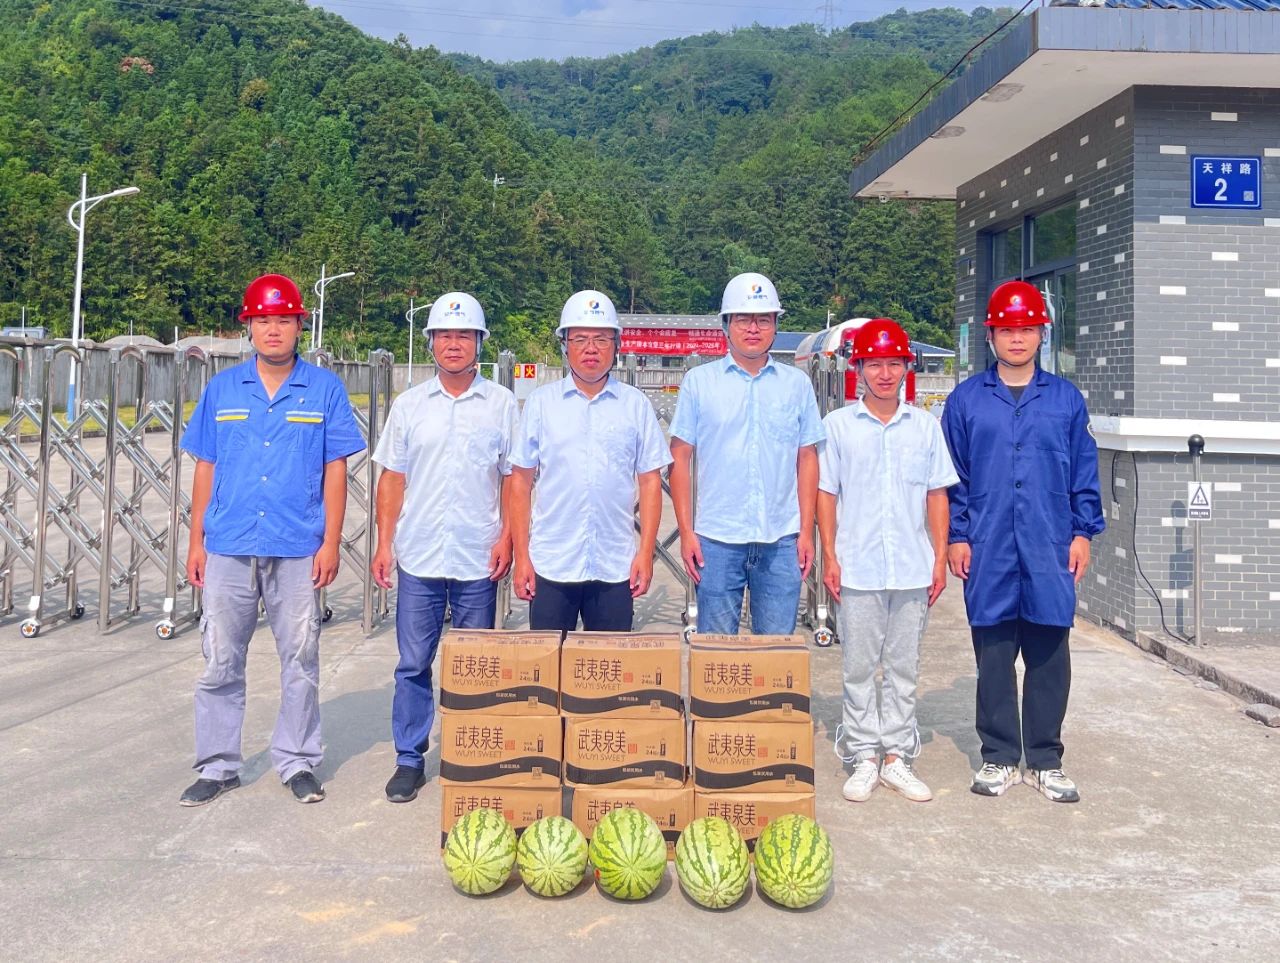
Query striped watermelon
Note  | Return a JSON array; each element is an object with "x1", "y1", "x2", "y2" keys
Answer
[
  {"x1": 588, "y1": 807, "x2": 667, "y2": 900},
  {"x1": 517, "y1": 815, "x2": 589, "y2": 898},
  {"x1": 753, "y1": 814, "x2": 833, "y2": 909},
  {"x1": 674, "y1": 816, "x2": 750, "y2": 909},
  {"x1": 442, "y1": 808, "x2": 516, "y2": 896}
]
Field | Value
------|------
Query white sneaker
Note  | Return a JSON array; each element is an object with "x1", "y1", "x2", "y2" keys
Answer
[
  {"x1": 1026, "y1": 768, "x2": 1080, "y2": 803},
  {"x1": 879, "y1": 757, "x2": 932, "y2": 802},
  {"x1": 970, "y1": 762, "x2": 1021, "y2": 797},
  {"x1": 842, "y1": 759, "x2": 880, "y2": 802}
]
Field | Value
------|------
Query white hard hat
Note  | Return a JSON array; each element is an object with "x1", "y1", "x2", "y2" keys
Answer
[
  {"x1": 556, "y1": 290, "x2": 621, "y2": 337},
  {"x1": 719, "y1": 272, "x2": 785, "y2": 322},
  {"x1": 425, "y1": 291, "x2": 489, "y2": 341}
]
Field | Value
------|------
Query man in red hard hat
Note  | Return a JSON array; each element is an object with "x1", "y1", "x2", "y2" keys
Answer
[
  {"x1": 177, "y1": 273, "x2": 365, "y2": 807},
  {"x1": 942, "y1": 280, "x2": 1104, "y2": 803},
  {"x1": 817, "y1": 318, "x2": 957, "y2": 805}
]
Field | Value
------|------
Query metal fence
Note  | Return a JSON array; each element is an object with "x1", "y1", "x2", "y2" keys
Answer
[{"x1": 0, "y1": 338, "x2": 893, "y2": 642}]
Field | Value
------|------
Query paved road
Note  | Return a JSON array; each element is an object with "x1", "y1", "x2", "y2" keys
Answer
[{"x1": 2, "y1": 553, "x2": 1278, "y2": 961}]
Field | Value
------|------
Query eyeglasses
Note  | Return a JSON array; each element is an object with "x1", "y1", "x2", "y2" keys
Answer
[
  {"x1": 565, "y1": 335, "x2": 615, "y2": 349},
  {"x1": 728, "y1": 316, "x2": 777, "y2": 330}
]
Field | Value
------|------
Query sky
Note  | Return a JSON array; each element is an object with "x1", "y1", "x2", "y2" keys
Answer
[{"x1": 310, "y1": 0, "x2": 995, "y2": 63}]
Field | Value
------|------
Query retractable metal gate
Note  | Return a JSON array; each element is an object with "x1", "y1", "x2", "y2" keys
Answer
[
  {"x1": 0, "y1": 337, "x2": 396, "y2": 640},
  {"x1": 801, "y1": 353, "x2": 846, "y2": 647},
  {"x1": 617, "y1": 352, "x2": 698, "y2": 640}
]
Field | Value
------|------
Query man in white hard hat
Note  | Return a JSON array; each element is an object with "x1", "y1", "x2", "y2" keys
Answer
[
  {"x1": 669, "y1": 272, "x2": 824, "y2": 634},
  {"x1": 509, "y1": 290, "x2": 671, "y2": 631},
  {"x1": 370, "y1": 292, "x2": 518, "y2": 803}
]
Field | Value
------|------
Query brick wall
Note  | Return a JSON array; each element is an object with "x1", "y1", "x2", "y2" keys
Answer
[{"x1": 950, "y1": 86, "x2": 1280, "y2": 640}]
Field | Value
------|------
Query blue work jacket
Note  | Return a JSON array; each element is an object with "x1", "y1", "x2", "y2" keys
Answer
[
  {"x1": 941, "y1": 364, "x2": 1105, "y2": 628},
  {"x1": 182, "y1": 357, "x2": 366, "y2": 558}
]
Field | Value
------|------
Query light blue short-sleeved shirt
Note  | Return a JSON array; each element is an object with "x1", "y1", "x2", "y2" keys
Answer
[
  {"x1": 669, "y1": 355, "x2": 824, "y2": 545},
  {"x1": 818, "y1": 401, "x2": 959, "y2": 591},
  {"x1": 371, "y1": 375, "x2": 518, "y2": 581},
  {"x1": 511, "y1": 375, "x2": 672, "y2": 583},
  {"x1": 181, "y1": 357, "x2": 367, "y2": 558}
]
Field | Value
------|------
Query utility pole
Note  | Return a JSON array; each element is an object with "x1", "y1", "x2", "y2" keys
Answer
[
  {"x1": 817, "y1": 0, "x2": 838, "y2": 35},
  {"x1": 406, "y1": 297, "x2": 430, "y2": 387}
]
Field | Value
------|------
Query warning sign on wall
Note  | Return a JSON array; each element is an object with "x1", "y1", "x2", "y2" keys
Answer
[
  {"x1": 513, "y1": 362, "x2": 541, "y2": 402},
  {"x1": 1188, "y1": 482, "x2": 1212, "y2": 522}
]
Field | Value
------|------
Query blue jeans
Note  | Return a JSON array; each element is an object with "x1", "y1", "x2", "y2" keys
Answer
[
  {"x1": 695, "y1": 534, "x2": 802, "y2": 635},
  {"x1": 393, "y1": 569, "x2": 497, "y2": 770}
]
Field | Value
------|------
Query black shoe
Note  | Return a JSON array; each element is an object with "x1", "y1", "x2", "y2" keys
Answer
[
  {"x1": 385, "y1": 765, "x2": 427, "y2": 803},
  {"x1": 286, "y1": 770, "x2": 326, "y2": 803},
  {"x1": 179, "y1": 775, "x2": 240, "y2": 807}
]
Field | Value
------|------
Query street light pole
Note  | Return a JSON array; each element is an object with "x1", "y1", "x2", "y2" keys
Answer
[
  {"x1": 405, "y1": 297, "x2": 429, "y2": 387},
  {"x1": 66, "y1": 173, "x2": 139, "y2": 415},
  {"x1": 313, "y1": 263, "x2": 354, "y2": 352}
]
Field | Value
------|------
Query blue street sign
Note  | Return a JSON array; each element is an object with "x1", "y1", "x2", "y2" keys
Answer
[{"x1": 1191, "y1": 156, "x2": 1262, "y2": 210}]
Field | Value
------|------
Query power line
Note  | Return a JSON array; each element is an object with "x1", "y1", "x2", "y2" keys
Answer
[{"x1": 851, "y1": 0, "x2": 1037, "y2": 166}]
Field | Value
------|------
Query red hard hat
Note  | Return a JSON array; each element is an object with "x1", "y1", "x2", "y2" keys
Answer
[
  {"x1": 985, "y1": 280, "x2": 1048, "y2": 327},
  {"x1": 850, "y1": 318, "x2": 913, "y2": 361},
  {"x1": 238, "y1": 274, "x2": 306, "y2": 322}
]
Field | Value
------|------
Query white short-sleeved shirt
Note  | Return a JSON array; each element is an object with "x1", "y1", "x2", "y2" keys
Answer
[
  {"x1": 511, "y1": 376, "x2": 672, "y2": 583},
  {"x1": 371, "y1": 375, "x2": 518, "y2": 580},
  {"x1": 818, "y1": 401, "x2": 959, "y2": 591},
  {"x1": 669, "y1": 355, "x2": 825, "y2": 545}
]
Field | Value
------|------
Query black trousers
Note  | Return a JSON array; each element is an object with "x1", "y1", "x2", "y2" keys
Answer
[
  {"x1": 528, "y1": 576, "x2": 634, "y2": 632},
  {"x1": 971, "y1": 618, "x2": 1071, "y2": 770}
]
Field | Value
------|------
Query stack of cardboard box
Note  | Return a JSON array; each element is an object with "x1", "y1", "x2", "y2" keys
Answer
[
  {"x1": 689, "y1": 635, "x2": 816, "y2": 852},
  {"x1": 436, "y1": 628, "x2": 818, "y2": 857},
  {"x1": 562, "y1": 633, "x2": 691, "y2": 859},
  {"x1": 437, "y1": 630, "x2": 563, "y2": 847}
]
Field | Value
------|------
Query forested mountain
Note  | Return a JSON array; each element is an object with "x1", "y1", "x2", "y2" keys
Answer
[{"x1": 0, "y1": 2, "x2": 1015, "y2": 357}]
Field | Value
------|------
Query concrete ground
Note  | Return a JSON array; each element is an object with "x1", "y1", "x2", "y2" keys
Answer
[{"x1": 2, "y1": 556, "x2": 1279, "y2": 963}]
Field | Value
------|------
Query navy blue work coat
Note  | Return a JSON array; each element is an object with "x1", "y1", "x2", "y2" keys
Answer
[{"x1": 941, "y1": 365, "x2": 1105, "y2": 628}]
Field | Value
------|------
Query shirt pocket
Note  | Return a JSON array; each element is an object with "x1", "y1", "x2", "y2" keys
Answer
[
  {"x1": 214, "y1": 409, "x2": 251, "y2": 454},
  {"x1": 761, "y1": 406, "x2": 798, "y2": 446},
  {"x1": 897, "y1": 448, "x2": 930, "y2": 486},
  {"x1": 463, "y1": 426, "x2": 504, "y2": 470},
  {"x1": 1033, "y1": 412, "x2": 1072, "y2": 454},
  {"x1": 285, "y1": 410, "x2": 326, "y2": 452}
]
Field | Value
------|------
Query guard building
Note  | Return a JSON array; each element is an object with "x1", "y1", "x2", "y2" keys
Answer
[{"x1": 849, "y1": 4, "x2": 1280, "y2": 641}]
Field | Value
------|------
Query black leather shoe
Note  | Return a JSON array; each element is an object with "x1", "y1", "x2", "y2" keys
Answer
[
  {"x1": 385, "y1": 765, "x2": 427, "y2": 803},
  {"x1": 179, "y1": 775, "x2": 240, "y2": 807},
  {"x1": 286, "y1": 770, "x2": 326, "y2": 803}
]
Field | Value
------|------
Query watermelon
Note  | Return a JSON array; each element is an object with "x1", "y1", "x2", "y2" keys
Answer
[
  {"x1": 753, "y1": 814, "x2": 833, "y2": 909},
  {"x1": 588, "y1": 807, "x2": 667, "y2": 900},
  {"x1": 517, "y1": 815, "x2": 589, "y2": 898},
  {"x1": 674, "y1": 816, "x2": 750, "y2": 909},
  {"x1": 442, "y1": 808, "x2": 517, "y2": 896}
]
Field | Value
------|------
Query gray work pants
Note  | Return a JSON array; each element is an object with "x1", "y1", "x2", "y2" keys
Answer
[
  {"x1": 835, "y1": 587, "x2": 929, "y2": 764},
  {"x1": 193, "y1": 553, "x2": 322, "y2": 783}
]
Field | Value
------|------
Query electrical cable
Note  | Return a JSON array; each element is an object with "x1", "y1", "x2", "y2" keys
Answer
[
  {"x1": 851, "y1": 0, "x2": 1038, "y2": 166},
  {"x1": 1112, "y1": 450, "x2": 1193, "y2": 644}
]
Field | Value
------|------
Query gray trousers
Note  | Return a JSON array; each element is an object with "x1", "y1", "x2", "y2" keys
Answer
[
  {"x1": 835, "y1": 587, "x2": 930, "y2": 764},
  {"x1": 194, "y1": 554, "x2": 322, "y2": 783}
]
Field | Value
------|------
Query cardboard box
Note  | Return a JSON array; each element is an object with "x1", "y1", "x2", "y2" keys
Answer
[
  {"x1": 439, "y1": 630, "x2": 560, "y2": 716},
  {"x1": 440, "y1": 785, "x2": 562, "y2": 849},
  {"x1": 571, "y1": 783, "x2": 693, "y2": 860},
  {"x1": 694, "y1": 791, "x2": 816, "y2": 854},
  {"x1": 563, "y1": 715, "x2": 686, "y2": 788},
  {"x1": 692, "y1": 720, "x2": 815, "y2": 794},
  {"x1": 690, "y1": 635, "x2": 811, "y2": 722},
  {"x1": 560, "y1": 632, "x2": 683, "y2": 718},
  {"x1": 439, "y1": 712, "x2": 562, "y2": 787}
]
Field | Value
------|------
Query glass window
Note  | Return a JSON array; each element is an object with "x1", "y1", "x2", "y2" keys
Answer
[
  {"x1": 1032, "y1": 270, "x2": 1076, "y2": 380},
  {"x1": 1030, "y1": 202, "x2": 1076, "y2": 267},
  {"x1": 992, "y1": 225, "x2": 1022, "y2": 279}
]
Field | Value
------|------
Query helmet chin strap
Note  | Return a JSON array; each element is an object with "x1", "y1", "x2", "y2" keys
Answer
[
  {"x1": 856, "y1": 360, "x2": 907, "y2": 401},
  {"x1": 988, "y1": 329, "x2": 1042, "y2": 369},
  {"x1": 430, "y1": 332, "x2": 481, "y2": 375}
]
